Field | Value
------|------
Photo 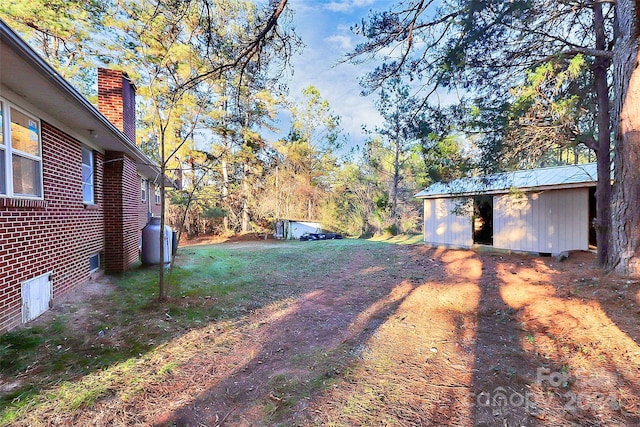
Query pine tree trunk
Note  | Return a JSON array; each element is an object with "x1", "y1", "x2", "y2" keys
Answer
[
  {"x1": 609, "y1": 0, "x2": 640, "y2": 276},
  {"x1": 391, "y1": 138, "x2": 400, "y2": 232},
  {"x1": 242, "y1": 163, "x2": 250, "y2": 232},
  {"x1": 592, "y1": 2, "x2": 612, "y2": 268},
  {"x1": 222, "y1": 159, "x2": 230, "y2": 231}
]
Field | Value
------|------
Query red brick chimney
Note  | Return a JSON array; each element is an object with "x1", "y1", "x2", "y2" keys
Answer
[{"x1": 97, "y1": 68, "x2": 136, "y2": 143}]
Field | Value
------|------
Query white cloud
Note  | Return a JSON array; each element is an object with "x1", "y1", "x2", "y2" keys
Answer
[
  {"x1": 323, "y1": 0, "x2": 377, "y2": 13},
  {"x1": 325, "y1": 34, "x2": 354, "y2": 51},
  {"x1": 324, "y1": 1, "x2": 351, "y2": 12}
]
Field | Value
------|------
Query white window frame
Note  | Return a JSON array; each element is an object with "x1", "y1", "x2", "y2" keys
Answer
[
  {"x1": 155, "y1": 186, "x2": 161, "y2": 205},
  {"x1": 82, "y1": 147, "x2": 94, "y2": 204},
  {"x1": 0, "y1": 98, "x2": 44, "y2": 199},
  {"x1": 141, "y1": 178, "x2": 147, "y2": 202}
]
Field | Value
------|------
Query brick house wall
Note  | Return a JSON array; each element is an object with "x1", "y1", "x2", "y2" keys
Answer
[
  {"x1": 99, "y1": 67, "x2": 152, "y2": 274},
  {"x1": 0, "y1": 123, "x2": 105, "y2": 332},
  {"x1": 1, "y1": 19, "x2": 166, "y2": 333},
  {"x1": 103, "y1": 151, "x2": 150, "y2": 274},
  {"x1": 0, "y1": 120, "x2": 153, "y2": 332},
  {"x1": 0, "y1": 20, "x2": 162, "y2": 332},
  {"x1": 0, "y1": 69, "x2": 158, "y2": 332}
]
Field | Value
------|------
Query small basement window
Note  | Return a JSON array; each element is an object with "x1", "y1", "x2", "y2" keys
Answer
[{"x1": 89, "y1": 253, "x2": 100, "y2": 272}]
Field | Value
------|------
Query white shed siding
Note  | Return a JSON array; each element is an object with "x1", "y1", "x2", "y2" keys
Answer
[
  {"x1": 423, "y1": 198, "x2": 473, "y2": 247},
  {"x1": 493, "y1": 188, "x2": 589, "y2": 254}
]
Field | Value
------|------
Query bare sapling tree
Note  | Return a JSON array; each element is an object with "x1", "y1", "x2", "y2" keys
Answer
[{"x1": 115, "y1": 0, "x2": 298, "y2": 300}]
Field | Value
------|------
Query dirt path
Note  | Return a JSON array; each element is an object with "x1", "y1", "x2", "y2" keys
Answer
[{"x1": 7, "y1": 242, "x2": 640, "y2": 426}]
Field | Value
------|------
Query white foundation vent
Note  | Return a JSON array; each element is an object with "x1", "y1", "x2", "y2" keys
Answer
[{"x1": 21, "y1": 273, "x2": 52, "y2": 323}]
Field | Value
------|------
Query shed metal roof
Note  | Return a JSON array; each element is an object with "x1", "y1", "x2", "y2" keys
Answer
[{"x1": 415, "y1": 163, "x2": 598, "y2": 199}]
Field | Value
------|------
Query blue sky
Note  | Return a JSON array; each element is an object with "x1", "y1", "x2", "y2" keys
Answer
[{"x1": 276, "y1": 0, "x2": 391, "y2": 152}]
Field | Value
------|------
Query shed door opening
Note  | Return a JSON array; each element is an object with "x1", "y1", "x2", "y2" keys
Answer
[
  {"x1": 588, "y1": 187, "x2": 597, "y2": 248},
  {"x1": 473, "y1": 195, "x2": 493, "y2": 245}
]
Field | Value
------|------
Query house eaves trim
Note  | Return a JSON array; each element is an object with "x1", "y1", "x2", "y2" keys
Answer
[{"x1": 0, "y1": 19, "x2": 160, "y2": 179}]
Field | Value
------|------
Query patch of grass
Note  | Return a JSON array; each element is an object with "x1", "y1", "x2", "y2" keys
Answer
[
  {"x1": 50, "y1": 317, "x2": 66, "y2": 334},
  {"x1": 158, "y1": 362, "x2": 178, "y2": 375},
  {"x1": 368, "y1": 233, "x2": 423, "y2": 245},
  {"x1": 0, "y1": 387, "x2": 37, "y2": 425},
  {"x1": 84, "y1": 347, "x2": 129, "y2": 371},
  {"x1": 0, "y1": 327, "x2": 44, "y2": 371},
  {"x1": 60, "y1": 381, "x2": 110, "y2": 411}
]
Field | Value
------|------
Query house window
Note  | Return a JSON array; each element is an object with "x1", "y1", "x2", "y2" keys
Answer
[
  {"x1": 0, "y1": 103, "x2": 5, "y2": 195},
  {"x1": 155, "y1": 187, "x2": 161, "y2": 205},
  {"x1": 0, "y1": 98, "x2": 43, "y2": 198},
  {"x1": 141, "y1": 178, "x2": 147, "y2": 202},
  {"x1": 82, "y1": 147, "x2": 94, "y2": 204}
]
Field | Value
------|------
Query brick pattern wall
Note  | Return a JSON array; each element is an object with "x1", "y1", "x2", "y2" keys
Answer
[
  {"x1": 122, "y1": 76, "x2": 136, "y2": 144},
  {"x1": 98, "y1": 68, "x2": 124, "y2": 133},
  {"x1": 0, "y1": 122, "x2": 104, "y2": 332},
  {"x1": 97, "y1": 68, "x2": 136, "y2": 143},
  {"x1": 103, "y1": 152, "x2": 150, "y2": 273},
  {"x1": 0, "y1": 68, "x2": 150, "y2": 332},
  {"x1": 103, "y1": 151, "x2": 126, "y2": 273}
]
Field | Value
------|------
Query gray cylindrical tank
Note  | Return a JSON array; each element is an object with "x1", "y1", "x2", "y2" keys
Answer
[{"x1": 142, "y1": 217, "x2": 172, "y2": 264}]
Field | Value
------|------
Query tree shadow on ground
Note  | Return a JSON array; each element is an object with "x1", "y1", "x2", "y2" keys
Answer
[
  {"x1": 289, "y1": 247, "x2": 640, "y2": 426},
  {"x1": 469, "y1": 252, "x2": 540, "y2": 427},
  {"x1": 156, "y1": 243, "x2": 421, "y2": 425},
  {"x1": 0, "y1": 242, "x2": 387, "y2": 425},
  {"x1": 588, "y1": 272, "x2": 640, "y2": 347},
  {"x1": 489, "y1": 251, "x2": 640, "y2": 425}
]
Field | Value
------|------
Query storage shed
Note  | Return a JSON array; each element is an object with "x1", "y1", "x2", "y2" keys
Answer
[{"x1": 415, "y1": 163, "x2": 598, "y2": 255}]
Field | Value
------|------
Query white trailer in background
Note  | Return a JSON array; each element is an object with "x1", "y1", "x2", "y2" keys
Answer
[{"x1": 274, "y1": 219, "x2": 323, "y2": 240}]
